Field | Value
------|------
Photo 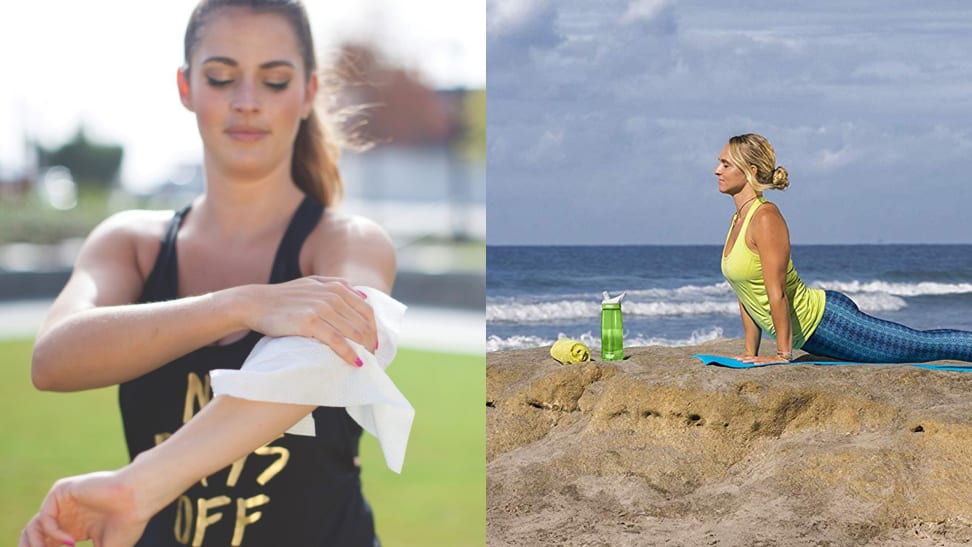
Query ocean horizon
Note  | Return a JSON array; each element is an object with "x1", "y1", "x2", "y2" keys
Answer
[{"x1": 487, "y1": 244, "x2": 972, "y2": 353}]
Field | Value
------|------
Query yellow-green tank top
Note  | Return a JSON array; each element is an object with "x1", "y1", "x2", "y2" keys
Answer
[{"x1": 720, "y1": 197, "x2": 826, "y2": 349}]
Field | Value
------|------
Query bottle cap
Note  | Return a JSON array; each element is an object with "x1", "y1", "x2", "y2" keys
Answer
[{"x1": 601, "y1": 291, "x2": 626, "y2": 305}]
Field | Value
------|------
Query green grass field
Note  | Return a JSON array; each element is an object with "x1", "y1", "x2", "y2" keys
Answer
[{"x1": 0, "y1": 338, "x2": 485, "y2": 546}]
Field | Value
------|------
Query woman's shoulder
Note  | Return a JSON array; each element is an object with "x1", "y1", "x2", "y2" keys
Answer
[
  {"x1": 317, "y1": 209, "x2": 394, "y2": 247},
  {"x1": 303, "y1": 209, "x2": 396, "y2": 282},
  {"x1": 78, "y1": 209, "x2": 180, "y2": 276},
  {"x1": 752, "y1": 200, "x2": 786, "y2": 225},
  {"x1": 748, "y1": 200, "x2": 790, "y2": 247},
  {"x1": 87, "y1": 209, "x2": 176, "y2": 250}
]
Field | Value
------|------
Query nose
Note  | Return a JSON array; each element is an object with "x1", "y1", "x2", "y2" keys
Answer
[{"x1": 231, "y1": 80, "x2": 260, "y2": 113}]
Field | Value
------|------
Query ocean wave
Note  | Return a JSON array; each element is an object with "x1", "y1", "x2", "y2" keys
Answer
[
  {"x1": 486, "y1": 299, "x2": 737, "y2": 322},
  {"x1": 814, "y1": 280, "x2": 972, "y2": 297},
  {"x1": 487, "y1": 282, "x2": 734, "y2": 306},
  {"x1": 485, "y1": 327, "x2": 725, "y2": 352},
  {"x1": 842, "y1": 292, "x2": 908, "y2": 312},
  {"x1": 485, "y1": 334, "x2": 553, "y2": 352},
  {"x1": 486, "y1": 278, "x2": 966, "y2": 324},
  {"x1": 486, "y1": 300, "x2": 600, "y2": 322},
  {"x1": 626, "y1": 300, "x2": 739, "y2": 317},
  {"x1": 625, "y1": 282, "x2": 734, "y2": 299}
]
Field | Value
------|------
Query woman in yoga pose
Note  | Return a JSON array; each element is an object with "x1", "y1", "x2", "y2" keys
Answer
[
  {"x1": 19, "y1": 1, "x2": 395, "y2": 545},
  {"x1": 717, "y1": 133, "x2": 972, "y2": 364}
]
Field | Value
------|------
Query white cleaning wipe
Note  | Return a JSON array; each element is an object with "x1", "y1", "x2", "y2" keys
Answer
[{"x1": 210, "y1": 287, "x2": 413, "y2": 473}]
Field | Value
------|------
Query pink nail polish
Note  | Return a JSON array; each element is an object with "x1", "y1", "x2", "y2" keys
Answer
[
  {"x1": 375, "y1": 340, "x2": 379, "y2": 351},
  {"x1": 355, "y1": 357, "x2": 363, "y2": 367},
  {"x1": 65, "y1": 541, "x2": 76, "y2": 547},
  {"x1": 357, "y1": 290, "x2": 368, "y2": 299}
]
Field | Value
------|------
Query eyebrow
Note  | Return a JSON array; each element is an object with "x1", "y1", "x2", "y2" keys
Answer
[{"x1": 202, "y1": 57, "x2": 296, "y2": 70}]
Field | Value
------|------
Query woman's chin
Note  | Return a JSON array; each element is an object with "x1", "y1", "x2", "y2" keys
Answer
[{"x1": 211, "y1": 154, "x2": 283, "y2": 180}]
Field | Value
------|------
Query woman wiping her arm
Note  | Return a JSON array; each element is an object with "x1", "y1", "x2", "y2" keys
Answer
[{"x1": 21, "y1": 1, "x2": 396, "y2": 545}]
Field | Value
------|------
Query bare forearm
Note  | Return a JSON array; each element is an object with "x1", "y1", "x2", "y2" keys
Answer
[
  {"x1": 738, "y1": 302, "x2": 761, "y2": 355},
  {"x1": 32, "y1": 287, "x2": 250, "y2": 391},
  {"x1": 743, "y1": 325, "x2": 761, "y2": 355},
  {"x1": 768, "y1": 294, "x2": 792, "y2": 353},
  {"x1": 119, "y1": 395, "x2": 314, "y2": 519}
]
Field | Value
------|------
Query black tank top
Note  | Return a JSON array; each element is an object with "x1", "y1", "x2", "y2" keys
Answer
[{"x1": 119, "y1": 196, "x2": 378, "y2": 546}]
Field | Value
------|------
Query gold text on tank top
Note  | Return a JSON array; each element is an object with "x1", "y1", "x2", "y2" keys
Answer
[{"x1": 151, "y1": 371, "x2": 292, "y2": 546}]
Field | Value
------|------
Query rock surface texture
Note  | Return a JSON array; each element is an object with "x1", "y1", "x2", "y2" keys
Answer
[{"x1": 486, "y1": 340, "x2": 972, "y2": 546}]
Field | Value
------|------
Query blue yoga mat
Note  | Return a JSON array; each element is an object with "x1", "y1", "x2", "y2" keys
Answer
[{"x1": 692, "y1": 354, "x2": 972, "y2": 372}]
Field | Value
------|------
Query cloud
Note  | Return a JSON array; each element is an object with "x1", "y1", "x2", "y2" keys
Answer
[
  {"x1": 850, "y1": 61, "x2": 922, "y2": 82},
  {"x1": 487, "y1": 0, "x2": 549, "y2": 32},
  {"x1": 487, "y1": 0, "x2": 562, "y2": 56},
  {"x1": 487, "y1": 0, "x2": 972, "y2": 244},
  {"x1": 815, "y1": 146, "x2": 856, "y2": 171},
  {"x1": 619, "y1": 0, "x2": 677, "y2": 33},
  {"x1": 523, "y1": 129, "x2": 565, "y2": 166},
  {"x1": 620, "y1": 0, "x2": 671, "y2": 22}
]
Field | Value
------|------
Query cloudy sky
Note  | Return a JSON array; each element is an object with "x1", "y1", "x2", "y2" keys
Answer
[
  {"x1": 487, "y1": 0, "x2": 972, "y2": 244},
  {"x1": 0, "y1": 1, "x2": 484, "y2": 191}
]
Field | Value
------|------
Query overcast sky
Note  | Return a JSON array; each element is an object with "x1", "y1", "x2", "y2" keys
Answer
[
  {"x1": 486, "y1": 0, "x2": 972, "y2": 245},
  {"x1": 0, "y1": 1, "x2": 484, "y2": 191}
]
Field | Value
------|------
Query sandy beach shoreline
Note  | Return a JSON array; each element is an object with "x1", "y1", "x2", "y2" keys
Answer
[{"x1": 487, "y1": 338, "x2": 972, "y2": 546}]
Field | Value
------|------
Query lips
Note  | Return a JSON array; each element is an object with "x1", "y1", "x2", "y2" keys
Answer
[{"x1": 225, "y1": 126, "x2": 269, "y2": 142}]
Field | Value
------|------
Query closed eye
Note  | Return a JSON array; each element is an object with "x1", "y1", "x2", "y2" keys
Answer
[
  {"x1": 206, "y1": 76, "x2": 232, "y2": 87},
  {"x1": 266, "y1": 81, "x2": 290, "y2": 90}
]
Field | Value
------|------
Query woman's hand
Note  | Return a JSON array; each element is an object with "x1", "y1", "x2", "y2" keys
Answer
[
  {"x1": 239, "y1": 276, "x2": 377, "y2": 367},
  {"x1": 736, "y1": 354, "x2": 789, "y2": 364},
  {"x1": 19, "y1": 471, "x2": 147, "y2": 547}
]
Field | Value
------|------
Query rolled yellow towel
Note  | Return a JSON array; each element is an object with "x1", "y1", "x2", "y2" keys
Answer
[{"x1": 550, "y1": 338, "x2": 590, "y2": 365}]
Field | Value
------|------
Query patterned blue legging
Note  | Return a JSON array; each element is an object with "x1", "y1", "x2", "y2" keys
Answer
[{"x1": 800, "y1": 290, "x2": 972, "y2": 363}]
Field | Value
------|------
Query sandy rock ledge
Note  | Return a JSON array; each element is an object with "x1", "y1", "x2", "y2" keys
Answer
[{"x1": 486, "y1": 339, "x2": 972, "y2": 546}]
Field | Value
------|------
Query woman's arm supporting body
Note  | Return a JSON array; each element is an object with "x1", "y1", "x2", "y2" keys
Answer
[
  {"x1": 32, "y1": 211, "x2": 378, "y2": 392},
  {"x1": 21, "y1": 213, "x2": 397, "y2": 547},
  {"x1": 739, "y1": 203, "x2": 793, "y2": 363},
  {"x1": 734, "y1": 299, "x2": 762, "y2": 358}
]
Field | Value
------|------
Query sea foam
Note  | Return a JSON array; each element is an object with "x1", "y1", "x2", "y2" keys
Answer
[
  {"x1": 814, "y1": 280, "x2": 972, "y2": 297},
  {"x1": 486, "y1": 327, "x2": 725, "y2": 352},
  {"x1": 486, "y1": 279, "x2": 938, "y2": 324}
]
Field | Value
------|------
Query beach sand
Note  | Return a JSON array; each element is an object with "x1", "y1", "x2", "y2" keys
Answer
[{"x1": 487, "y1": 339, "x2": 972, "y2": 546}]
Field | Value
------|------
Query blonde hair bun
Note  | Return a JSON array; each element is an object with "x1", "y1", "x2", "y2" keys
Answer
[
  {"x1": 727, "y1": 133, "x2": 790, "y2": 192},
  {"x1": 772, "y1": 166, "x2": 789, "y2": 190}
]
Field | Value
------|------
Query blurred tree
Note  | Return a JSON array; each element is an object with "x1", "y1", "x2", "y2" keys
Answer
[
  {"x1": 333, "y1": 43, "x2": 457, "y2": 147},
  {"x1": 35, "y1": 126, "x2": 123, "y2": 187}
]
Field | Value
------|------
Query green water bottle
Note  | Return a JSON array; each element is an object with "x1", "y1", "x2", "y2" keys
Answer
[{"x1": 600, "y1": 291, "x2": 625, "y2": 361}]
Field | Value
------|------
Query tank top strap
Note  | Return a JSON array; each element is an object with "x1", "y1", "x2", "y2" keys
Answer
[
  {"x1": 738, "y1": 196, "x2": 768, "y2": 237},
  {"x1": 268, "y1": 195, "x2": 325, "y2": 284},
  {"x1": 140, "y1": 204, "x2": 192, "y2": 302}
]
